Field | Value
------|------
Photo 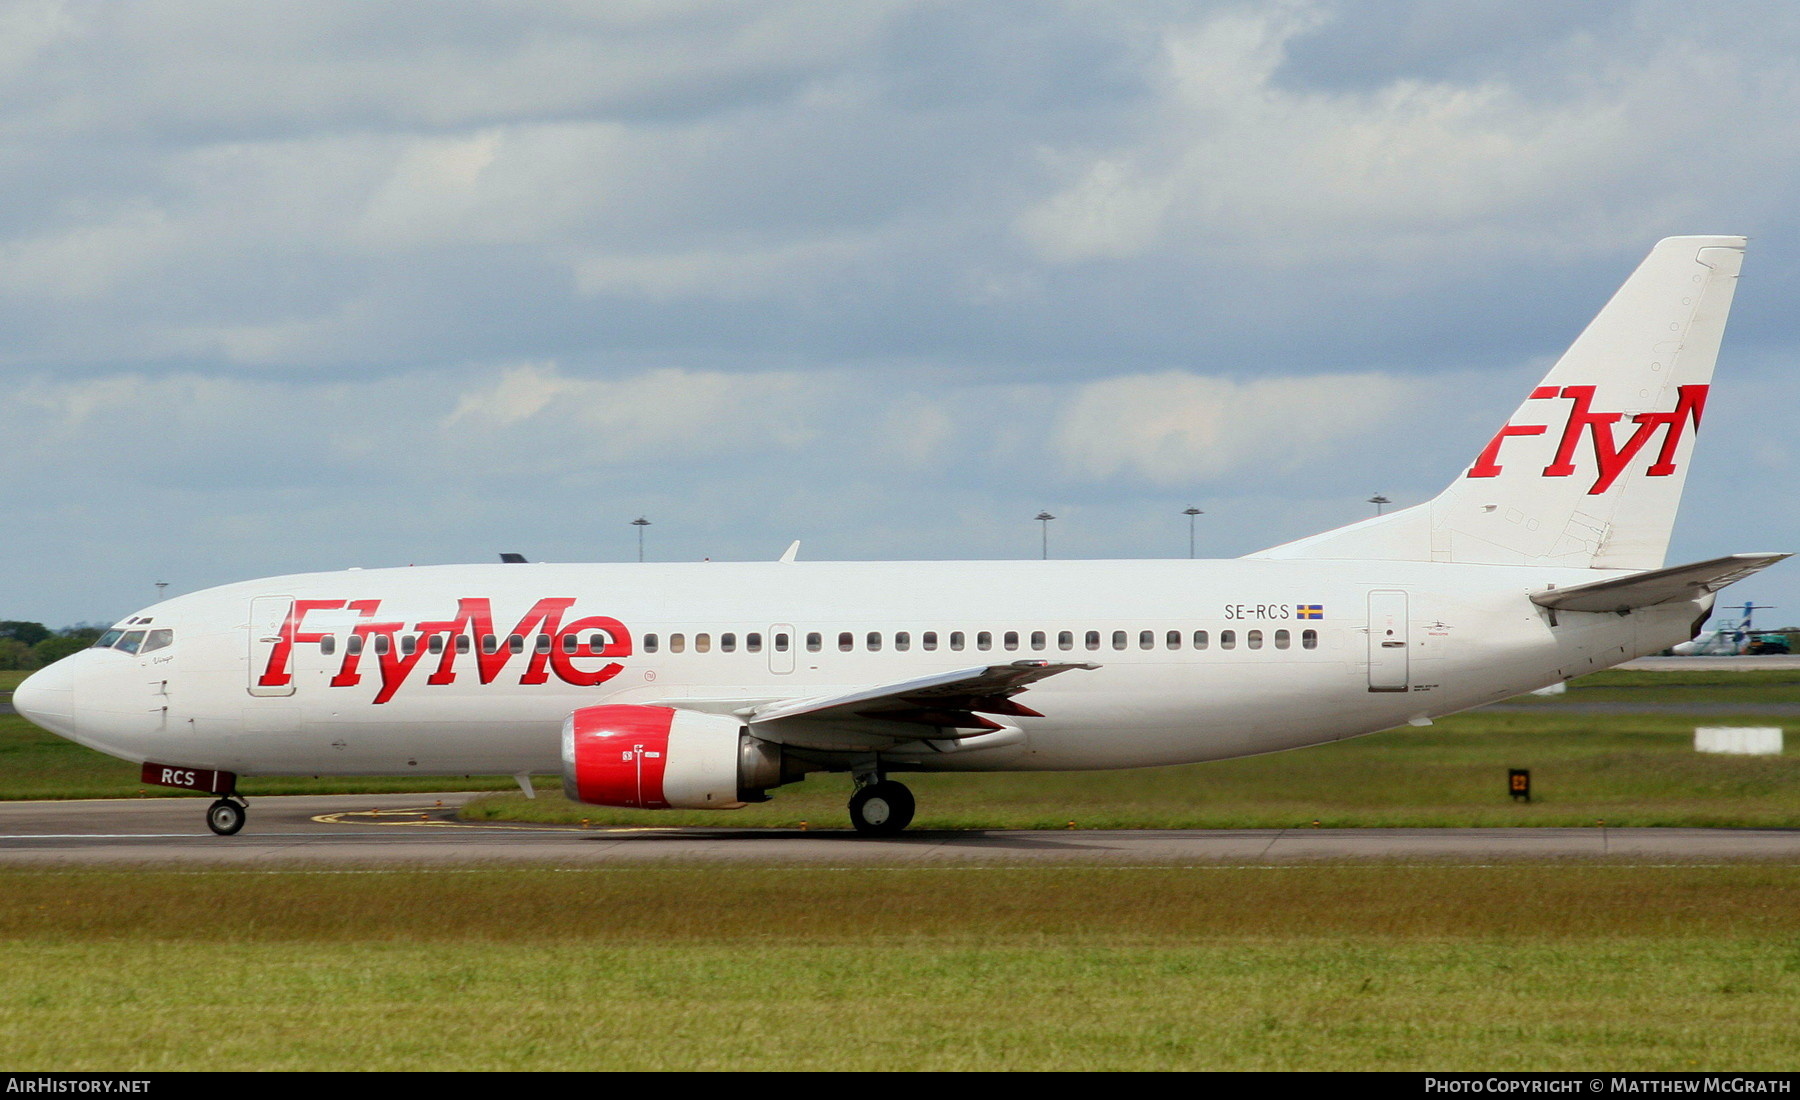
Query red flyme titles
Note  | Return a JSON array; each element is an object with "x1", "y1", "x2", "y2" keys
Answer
[
  {"x1": 1467, "y1": 384, "x2": 1707, "y2": 494},
  {"x1": 257, "y1": 598, "x2": 631, "y2": 704}
]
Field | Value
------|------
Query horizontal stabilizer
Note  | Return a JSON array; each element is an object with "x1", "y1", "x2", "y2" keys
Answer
[{"x1": 1531, "y1": 553, "x2": 1790, "y2": 614}]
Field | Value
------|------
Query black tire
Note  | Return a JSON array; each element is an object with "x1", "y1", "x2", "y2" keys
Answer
[
  {"x1": 849, "y1": 781, "x2": 915, "y2": 836},
  {"x1": 206, "y1": 799, "x2": 246, "y2": 836}
]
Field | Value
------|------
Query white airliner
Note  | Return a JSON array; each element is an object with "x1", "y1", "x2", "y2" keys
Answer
[{"x1": 13, "y1": 236, "x2": 1785, "y2": 837}]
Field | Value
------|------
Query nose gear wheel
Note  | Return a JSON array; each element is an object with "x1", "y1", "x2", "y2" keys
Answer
[{"x1": 206, "y1": 797, "x2": 247, "y2": 836}]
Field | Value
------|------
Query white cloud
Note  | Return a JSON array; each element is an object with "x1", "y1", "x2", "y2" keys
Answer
[
  {"x1": 1016, "y1": 1, "x2": 1800, "y2": 266},
  {"x1": 572, "y1": 233, "x2": 880, "y2": 301},
  {"x1": 5, "y1": 3, "x2": 1800, "y2": 626},
  {"x1": 1054, "y1": 370, "x2": 1411, "y2": 485},
  {"x1": 442, "y1": 361, "x2": 823, "y2": 461},
  {"x1": 0, "y1": 203, "x2": 178, "y2": 301}
]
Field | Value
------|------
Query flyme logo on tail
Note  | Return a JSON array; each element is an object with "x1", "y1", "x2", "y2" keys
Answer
[
  {"x1": 258, "y1": 598, "x2": 632, "y2": 703},
  {"x1": 1467, "y1": 384, "x2": 1708, "y2": 494}
]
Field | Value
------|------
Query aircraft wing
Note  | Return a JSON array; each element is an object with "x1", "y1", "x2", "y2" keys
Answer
[
  {"x1": 1531, "y1": 553, "x2": 1791, "y2": 614},
  {"x1": 746, "y1": 660, "x2": 1097, "y2": 736}
]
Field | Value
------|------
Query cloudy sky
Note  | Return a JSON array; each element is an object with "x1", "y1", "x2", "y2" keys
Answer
[{"x1": 5, "y1": 0, "x2": 1800, "y2": 629}]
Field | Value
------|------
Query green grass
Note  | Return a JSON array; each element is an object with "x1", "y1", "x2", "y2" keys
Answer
[
  {"x1": 0, "y1": 670, "x2": 26, "y2": 693},
  {"x1": 466, "y1": 710, "x2": 1800, "y2": 829},
  {"x1": 1509, "y1": 668, "x2": 1800, "y2": 704},
  {"x1": 3, "y1": 866, "x2": 1798, "y2": 1070},
  {"x1": 0, "y1": 714, "x2": 532, "y2": 801}
]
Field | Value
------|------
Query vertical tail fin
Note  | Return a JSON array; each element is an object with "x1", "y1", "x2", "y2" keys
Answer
[{"x1": 1254, "y1": 235, "x2": 1746, "y2": 570}]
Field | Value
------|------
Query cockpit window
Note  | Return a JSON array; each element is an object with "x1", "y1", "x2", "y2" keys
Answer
[
  {"x1": 94, "y1": 630, "x2": 123, "y2": 649},
  {"x1": 115, "y1": 630, "x2": 147, "y2": 655},
  {"x1": 140, "y1": 629, "x2": 174, "y2": 655}
]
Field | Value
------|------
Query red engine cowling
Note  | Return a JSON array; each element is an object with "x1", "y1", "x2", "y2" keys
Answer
[{"x1": 560, "y1": 704, "x2": 781, "y2": 810}]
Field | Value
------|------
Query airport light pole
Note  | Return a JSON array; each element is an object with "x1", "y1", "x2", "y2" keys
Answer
[
  {"x1": 155, "y1": 581, "x2": 168, "y2": 602},
  {"x1": 631, "y1": 517, "x2": 650, "y2": 562},
  {"x1": 1367, "y1": 494, "x2": 1391, "y2": 516},
  {"x1": 1035, "y1": 511, "x2": 1055, "y2": 560},
  {"x1": 1182, "y1": 507, "x2": 1203, "y2": 558}
]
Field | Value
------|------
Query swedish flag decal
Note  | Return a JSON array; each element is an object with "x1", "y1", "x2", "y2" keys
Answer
[{"x1": 1297, "y1": 604, "x2": 1324, "y2": 619}]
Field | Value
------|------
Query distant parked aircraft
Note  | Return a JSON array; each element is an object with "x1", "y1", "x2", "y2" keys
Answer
[{"x1": 1671, "y1": 600, "x2": 1776, "y2": 655}]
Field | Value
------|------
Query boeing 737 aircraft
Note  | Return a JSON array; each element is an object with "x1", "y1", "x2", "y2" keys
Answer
[{"x1": 13, "y1": 236, "x2": 1785, "y2": 836}]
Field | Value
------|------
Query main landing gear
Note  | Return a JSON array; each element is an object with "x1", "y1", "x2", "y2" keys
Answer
[
  {"x1": 848, "y1": 774, "x2": 915, "y2": 836},
  {"x1": 206, "y1": 795, "x2": 248, "y2": 836}
]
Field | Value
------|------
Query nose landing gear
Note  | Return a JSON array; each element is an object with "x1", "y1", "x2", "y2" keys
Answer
[
  {"x1": 139, "y1": 762, "x2": 245, "y2": 837},
  {"x1": 848, "y1": 776, "x2": 915, "y2": 836},
  {"x1": 205, "y1": 796, "x2": 248, "y2": 836}
]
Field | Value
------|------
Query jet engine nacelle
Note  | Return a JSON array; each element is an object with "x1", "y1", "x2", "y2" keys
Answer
[{"x1": 560, "y1": 704, "x2": 784, "y2": 810}]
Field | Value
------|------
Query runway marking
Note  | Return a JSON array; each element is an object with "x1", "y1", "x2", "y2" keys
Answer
[
  {"x1": 0, "y1": 834, "x2": 208, "y2": 840},
  {"x1": 311, "y1": 807, "x2": 679, "y2": 834},
  {"x1": 0, "y1": 863, "x2": 1773, "y2": 874}
]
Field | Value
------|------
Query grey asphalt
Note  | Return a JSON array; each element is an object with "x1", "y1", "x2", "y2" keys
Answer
[{"x1": 1, "y1": 792, "x2": 1798, "y2": 866}]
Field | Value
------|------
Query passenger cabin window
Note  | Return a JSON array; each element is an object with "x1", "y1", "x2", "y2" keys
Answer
[
  {"x1": 895, "y1": 632, "x2": 910, "y2": 652},
  {"x1": 1085, "y1": 630, "x2": 1100, "y2": 651},
  {"x1": 1274, "y1": 629, "x2": 1291, "y2": 650},
  {"x1": 839, "y1": 632, "x2": 853, "y2": 652},
  {"x1": 670, "y1": 634, "x2": 686, "y2": 654},
  {"x1": 1193, "y1": 630, "x2": 1209, "y2": 650},
  {"x1": 141, "y1": 629, "x2": 174, "y2": 655},
  {"x1": 695, "y1": 634, "x2": 711, "y2": 653},
  {"x1": 535, "y1": 634, "x2": 552, "y2": 655},
  {"x1": 644, "y1": 633, "x2": 659, "y2": 654},
  {"x1": 866, "y1": 632, "x2": 882, "y2": 652},
  {"x1": 375, "y1": 635, "x2": 392, "y2": 655},
  {"x1": 456, "y1": 635, "x2": 471, "y2": 654},
  {"x1": 1003, "y1": 631, "x2": 1019, "y2": 651},
  {"x1": 1220, "y1": 630, "x2": 1236, "y2": 650},
  {"x1": 976, "y1": 632, "x2": 992, "y2": 651},
  {"x1": 1166, "y1": 630, "x2": 1182, "y2": 650},
  {"x1": 319, "y1": 634, "x2": 335, "y2": 657},
  {"x1": 1139, "y1": 630, "x2": 1154, "y2": 650},
  {"x1": 348, "y1": 635, "x2": 365, "y2": 656},
  {"x1": 949, "y1": 631, "x2": 965, "y2": 651},
  {"x1": 1058, "y1": 631, "x2": 1074, "y2": 650},
  {"x1": 401, "y1": 635, "x2": 417, "y2": 655},
  {"x1": 1247, "y1": 629, "x2": 1263, "y2": 650},
  {"x1": 1112, "y1": 631, "x2": 1127, "y2": 651},
  {"x1": 1302, "y1": 629, "x2": 1318, "y2": 650},
  {"x1": 922, "y1": 631, "x2": 938, "y2": 651},
  {"x1": 747, "y1": 633, "x2": 763, "y2": 653},
  {"x1": 721, "y1": 633, "x2": 736, "y2": 653},
  {"x1": 428, "y1": 634, "x2": 445, "y2": 655},
  {"x1": 774, "y1": 633, "x2": 789, "y2": 653},
  {"x1": 1030, "y1": 631, "x2": 1047, "y2": 651},
  {"x1": 806, "y1": 633, "x2": 822, "y2": 652},
  {"x1": 481, "y1": 634, "x2": 498, "y2": 655}
]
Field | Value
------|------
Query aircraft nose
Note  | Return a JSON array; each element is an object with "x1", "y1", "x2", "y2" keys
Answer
[{"x1": 12, "y1": 659, "x2": 77, "y2": 737}]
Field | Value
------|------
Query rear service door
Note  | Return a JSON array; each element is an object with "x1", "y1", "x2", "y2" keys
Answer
[{"x1": 1367, "y1": 590, "x2": 1409, "y2": 693}]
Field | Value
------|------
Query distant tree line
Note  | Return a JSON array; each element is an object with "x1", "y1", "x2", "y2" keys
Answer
[{"x1": 0, "y1": 622, "x2": 107, "y2": 670}]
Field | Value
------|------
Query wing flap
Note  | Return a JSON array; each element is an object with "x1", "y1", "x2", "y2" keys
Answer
[
  {"x1": 747, "y1": 660, "x2": 1096, "y2": 734},
  {"x1": 1531, "y1": 552, "x2": 1790, "y2": 613}
]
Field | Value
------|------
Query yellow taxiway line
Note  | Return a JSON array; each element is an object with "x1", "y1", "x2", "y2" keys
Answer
[{"x1": 311, "y1": 807, "x2": 678, "y2": 834}]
